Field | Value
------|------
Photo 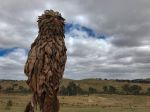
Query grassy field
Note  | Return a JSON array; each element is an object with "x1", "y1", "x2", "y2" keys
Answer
[
  {"x1": 0, "y1": 79, "x2": 150, "y2": 112},
  {"x1": 0, "y1": 93, "x2": 150, "y2": 112},
  {"x1": 1, "y1": 78, "x2": 150, "y2": 92}
]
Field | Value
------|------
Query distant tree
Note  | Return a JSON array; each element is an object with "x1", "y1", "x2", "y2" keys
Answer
[
  {"x1": 108, "y1": 86, "x2": 116, "y2": 94},
  {"x1": 122, "y1": 84, "x2": 130, "y2": 94},
  {"x1": 129, "y1": 85, "x2": 142, "y2": 95},
  {"x1": 147, "y1": 88, "x2": 150, "y2": 95},
  {"x1": 5, "y1": 87, "x2": 14, "y2": 93},
  {"x1": 12, "y1": 83, "x2": 18, "y2": 87},
  {"x1": 7, "y1": 100, "x2": 13, "y2": 106},
  {"x1": 76, "y1": 84, "x2": 83, "y2": 95},
  {"x1": 88, "y1": 87, "x2": 97, "y2": 94},
  {"x1": 0, "y1": 85, "x2": 2, "y2": 90},
  {"x1": 18, "y1": 86, "x2": 30, "y2": 93},
  {"x1": 103, "y1": 86, "x2": 108, "y2": 93},
  {"x1": 19, "y1": 86, "x2": 24, "y2": 90},
  {"x1": 62, "y1": 82, "x2": 84, "y2": 96},
  {"x1": 122, "y1": 84, "x2": 142, "y2": 95},
  {"x1": 5, "y1": 100, "x2": 13, "y2": 110},
  {"x1": 66, "y1": 82, "x2": 78, "y2": 96},
  {"x1": 59, "y1": 86, "x2": 67, "y2": 95},
  {"x1": 96, "y1": 78, "x2": 102, "y2": 80}
]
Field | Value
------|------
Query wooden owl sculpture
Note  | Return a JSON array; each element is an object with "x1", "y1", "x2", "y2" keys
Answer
[{"x1": 24, "y1": 10, "x2": 67, "y2": 112}]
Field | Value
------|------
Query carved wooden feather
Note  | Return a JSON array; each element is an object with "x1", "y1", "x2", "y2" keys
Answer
[{"x1": 24, "y1": 10, "x2": 67, "y2": 112}]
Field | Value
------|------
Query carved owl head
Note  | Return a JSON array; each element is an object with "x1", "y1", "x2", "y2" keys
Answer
[{"x1": 38, "y1": 10, "x2": 65, "y2": 36}]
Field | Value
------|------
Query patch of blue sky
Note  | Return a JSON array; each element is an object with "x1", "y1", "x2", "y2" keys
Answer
[
  {"x1": 0, "y1": 23, "x2": 106, "y2": 57},
  {"x1": 0, "y1": 47, "x2": 18, "y2": 56},
  {"x1": 65, "y1": 23, "x2": 106, "y2": 39},
  {"x1": 0, "y1": 47, "x2": 29, "y2": 57}
]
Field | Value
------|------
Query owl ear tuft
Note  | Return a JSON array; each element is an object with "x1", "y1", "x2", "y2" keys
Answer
[{"x1": 58, "y1": 16, "x2": 65, "y2": 21}]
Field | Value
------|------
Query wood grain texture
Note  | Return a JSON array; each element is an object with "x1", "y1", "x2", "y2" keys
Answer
[{"x1": 24, "y1": 10, "x2": 67, "y2": 112}]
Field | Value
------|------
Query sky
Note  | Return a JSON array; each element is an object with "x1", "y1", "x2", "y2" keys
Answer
[{"x1": 0, "y1": 0, "x2": 150, "y2": 80}]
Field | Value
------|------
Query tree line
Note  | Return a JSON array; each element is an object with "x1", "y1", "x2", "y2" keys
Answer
[
  {"x1": 59, "y1": 82, "x2": 150, "y2": 96},
  {"x1": 0, "y1": 84, "x2": 31, "y2": 94},
  {"x1": 1, "y1": 82, "x2": 150, "y2": 95}
]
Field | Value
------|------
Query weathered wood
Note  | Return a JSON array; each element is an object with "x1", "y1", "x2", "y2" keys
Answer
[{"x1": 24, "y1": 10, "x2": 67, "y2": 112}]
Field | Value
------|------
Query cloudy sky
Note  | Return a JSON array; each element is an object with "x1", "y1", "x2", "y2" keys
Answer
[{"x1": 0, "y1": 0, "x2": 150, "y2": 80}]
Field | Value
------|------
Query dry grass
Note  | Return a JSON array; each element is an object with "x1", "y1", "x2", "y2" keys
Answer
[
  {"x1": 0, "y1": 93, "x2": 150, "y2": 112},
  {"x1": 0, "y1": 80, "x2": 150, "y2": 111}
]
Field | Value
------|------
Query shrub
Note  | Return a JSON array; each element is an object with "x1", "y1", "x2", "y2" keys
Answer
[
  {"x1": 5, "y1": 100, "x2": 12, "y2": 110},
  {"x1": 5, "y1": 87, "x2": 14, "y2": 93},
  {"x1": 12, "y1": 83, "x2": 18, "y2": 87},
  {"x1": 122, "y1": 84, "x2": 142, "y2": 95},
  {"x1": 122, "y1": 84, "x2": 130, "y2": 94},
  {"x1": 103, "y1": 86, "x2": 108, "y2": 93},
  {"x1": 89, "y1": 87, "x2": 97, "y2": 94},
  {"x1": 7, "y1": 100, "x2": 13, "y2": 106},
  {"x1": 108, "y1": 85, "x2": 116, "y2": 94},
  {"x1": 65, "y1": 82, "x2": 84, "y2": 96},
  {"x1": 129, "y1": 85, "x2": 142, "y2": 95},
  {"x1": 59, "y1": 86, "x2": 67, "y2": 95},
  {"x1": 67, "y1": 82, "x2": 77, "y2": 96},
  {"x1": 18, "y1": 86, "x2": 31, "y2": 93},
  {"x1": 0, "y1": 85, "x2": 2, "y2": 90},
  {"x1": 147, "y1": 88, "x2": 150, "y2": 95}
]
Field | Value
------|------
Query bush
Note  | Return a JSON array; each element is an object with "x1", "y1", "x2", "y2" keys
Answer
[
  {"x1": 19, "y1": 86, "x2": 24, "y2": 90},
  {"x1": 5, "y1": 100, "x2": 12, "y2": 110},
  {"x1": 12, "y1": 83, "x2": 18, "y2": 87},
  {"x1": 7, "y1": 100, "x2": 13, "y2": 106},
  {"x1": 67, "y1": 82, "x2": 77, "y2": 96},
  {"x1": 18, "y1": 86, "x2": 31, "y2": 93},
  {"x1": 129, "y1": 85, "x2": 142, "y2": 95},
  {"x1": 147, "y1": 88, "x2": 150, "y2": 95},
  {"x1": 108, "y1": 86, "x2": 116, "y2": 94},
  {"x1": 65, "y1": 82, "x2": 83, "y2": 96},
  {"x1": 4, "y1": 87, "x2": 14, "y2": 93},
  {"x1": 103, "y1": 86, "x2": 108, "y2": 93},
  {"x1": 59, "y1": 83, "x2": 84, "y2": 96},
  {"x1": 122, "y1": 84, "x2": 142, "y2": 95},
  {"x1": 0, "y1": 85, "x2": 2, "y2": 90},
  {"x1": 102, "y1": 85, "x2": 117, "y2": 94},
  {"x1": 89, "y1": 87, "x2": 97, "y2": 94},
  {"x1": 59, "y1": 86, "x2": 67, "y2": 95},
  {"x1": 122, "y1": 84, "x2": 130, "y2": 94}
]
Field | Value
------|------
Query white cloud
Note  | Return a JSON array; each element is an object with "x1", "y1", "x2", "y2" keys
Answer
[
  {"x1": 0, "y1": 48, "x2": 27, "y2": 80},
  {"x1": 0, "y1": 28, "x2": 150, "y2": 80},
  {"x1": 0, "y1": 0, "x2": 150, "y2": 79},
  {"x1": 63, "y1": 27, "x2": 150, "y2": 79}
]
